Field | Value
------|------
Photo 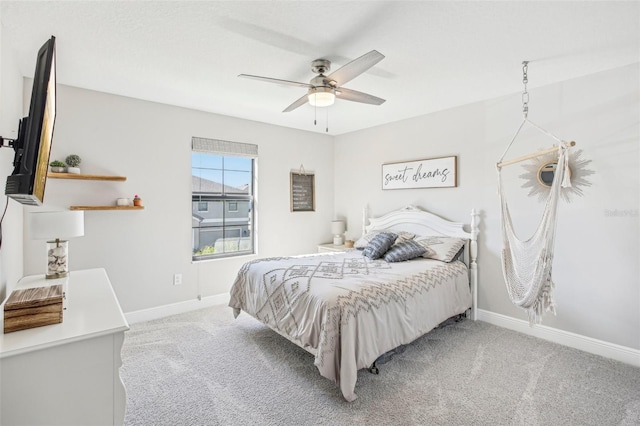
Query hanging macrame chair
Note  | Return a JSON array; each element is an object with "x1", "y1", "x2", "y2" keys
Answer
[{"x1": 497, "y1": 117, "x2": 573, "y2": 325}]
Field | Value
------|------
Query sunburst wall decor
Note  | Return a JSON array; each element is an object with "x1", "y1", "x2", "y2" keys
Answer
[{"x1": 519, "y1": 147, "x2": 594, "y2": 203}]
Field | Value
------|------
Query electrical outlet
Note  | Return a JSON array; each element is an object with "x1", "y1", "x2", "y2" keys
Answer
[{"x1": 173, "y1": 273, "x2": 182, "y2": 286}]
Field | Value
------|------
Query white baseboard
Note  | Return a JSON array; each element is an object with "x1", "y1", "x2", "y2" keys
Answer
[
  {"x1": 477, "y1": 309, "x2": 640, "y2": 368},
  {"x1": 124, "y1": 301, "x2": 639, "y2": 367},
  {"x1": 125, "y1": 293, "x2": 230, "y2": 324}
]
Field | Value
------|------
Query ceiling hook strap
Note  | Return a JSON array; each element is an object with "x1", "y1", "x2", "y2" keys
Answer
[{"x1": 522, "y1": 60, "x2": 529, "y2": 118}]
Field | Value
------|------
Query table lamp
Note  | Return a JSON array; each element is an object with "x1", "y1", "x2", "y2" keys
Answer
[
  {"x1": 28, "y1": 211, "x2": 85, "y2": 279},
  {"x1": 331, "y1": 220, "x2": 346, "y2": 245}
]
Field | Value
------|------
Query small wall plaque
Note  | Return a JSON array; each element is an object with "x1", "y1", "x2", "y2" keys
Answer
[{"x1": 290, "y1": 172, "x2": 315, "y2": 212}]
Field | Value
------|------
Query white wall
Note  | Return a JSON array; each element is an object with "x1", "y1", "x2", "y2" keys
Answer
[
  {"x1": 0, "y1": 18, "x2": 25, "y2": 300},
  {"x1": 7, "y1": 32, "x2": 637, "y2": 353},
  {"x1": 334, "y1": 64, "x2": 639, "y2": 350},
  {"x1": 22, "y1": 84, "x2": 335, "y2": 312}
]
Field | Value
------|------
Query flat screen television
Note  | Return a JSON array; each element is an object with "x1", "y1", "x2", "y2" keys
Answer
[{"x1": 5, "y1": 36, "x2": 56, "y2": 206}]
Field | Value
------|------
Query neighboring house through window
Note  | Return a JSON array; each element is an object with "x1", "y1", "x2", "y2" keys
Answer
[{"x1": 191, "y1": 137, "x2": 257, "y2": 260}]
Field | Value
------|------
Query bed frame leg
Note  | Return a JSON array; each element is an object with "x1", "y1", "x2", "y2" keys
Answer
[{"x1": 368, "y1": 362, "x2": 379, "y2": 375}]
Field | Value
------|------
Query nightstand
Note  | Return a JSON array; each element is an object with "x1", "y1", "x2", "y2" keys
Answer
[{"x1": 318, "y1": 243, "x2": 353, "y2": 253}]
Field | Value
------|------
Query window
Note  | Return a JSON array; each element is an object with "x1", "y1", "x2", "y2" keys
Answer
[{"x1": 191, "y1": 138, "x2": 257, "y2": 260}]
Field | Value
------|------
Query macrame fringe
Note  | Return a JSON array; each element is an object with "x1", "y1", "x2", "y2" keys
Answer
[{"x1": 526, "y1": 274, "x2": 557, "y2": 326}]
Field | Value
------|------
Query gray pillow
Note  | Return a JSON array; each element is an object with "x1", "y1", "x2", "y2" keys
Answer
[
  {"x1": 383, "y1": 240, "x2": 427, "y2": 262},
  {"x1": 354, "y1": 231, "x2": 382, "y2": 249},
  {"x1": 362, "y1": 232, "x2": 397, "y2": 259},
  {"x1": 355, "y1": 231, "x2": 415, "y2": 249}
]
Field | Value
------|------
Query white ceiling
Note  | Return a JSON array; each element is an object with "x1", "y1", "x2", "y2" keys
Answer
[{"x1": 1, "y1": 1, "x2": 638, "y2": 135}]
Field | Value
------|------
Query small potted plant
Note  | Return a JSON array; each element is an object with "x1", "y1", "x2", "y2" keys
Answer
[
  {"x1": 49, "y1": 160, "x2": 66, "y2": 173},
  {"x1": 65, "y1": 154, "x2": 81, "y2": 174},
  {"x1": 133, "y1": 194, "x2": 143, "y2": 207}
]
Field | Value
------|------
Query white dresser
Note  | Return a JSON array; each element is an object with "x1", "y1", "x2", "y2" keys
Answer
[{"x1": 0, "y1": 268, "x2": 129, "y2": 426}]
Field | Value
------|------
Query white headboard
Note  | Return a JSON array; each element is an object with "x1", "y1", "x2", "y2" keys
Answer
[
  {"x1": 363, "y1": 204, "x2": 479, "y2": 320},
  {"x1": 364, "y1": 204, "x2": 472, "y2": 239}
]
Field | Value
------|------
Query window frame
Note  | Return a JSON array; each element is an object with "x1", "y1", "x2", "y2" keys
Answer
[
  {"x1": 197, "y1": 201, "x2": 208, "y2": 212},
  {"x1": 192, "y1": 151, "x2": 256, "y2": 262}
]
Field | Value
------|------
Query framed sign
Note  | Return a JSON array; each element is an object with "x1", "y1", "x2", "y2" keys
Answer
[
  {"x1": 290, "y1": 172, "x2": 315, "y2": 212},
  {"x1": 382, "y1": 156, "x2": 457, "y2": 190}
]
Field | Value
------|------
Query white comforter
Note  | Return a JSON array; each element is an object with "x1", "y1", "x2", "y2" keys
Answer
[{"x1": 229, "y1": 251, "x2": 471, "y2": 401}]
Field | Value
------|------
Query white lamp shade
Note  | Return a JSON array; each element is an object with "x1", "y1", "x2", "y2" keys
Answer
[
  {"x1": 308, "y1": 92, "x2": 335, "y2": 107},
  {"x1": 29, "y1": 211, "x2": 85, "y2": 241},
  {"x1": 331, "y1": 220, "x2": 346, "y2": 235},
  {"x1": 308, "y1": 87, "x2": 336, "y2": 107}
]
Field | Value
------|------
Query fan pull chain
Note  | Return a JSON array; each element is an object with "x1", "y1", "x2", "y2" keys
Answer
[
  {"x1": 326, "y1": 107, "x2": 329, "y2": 133},
  {"x1": 310, "y1": 92, "x2": 329, "y2": 132},
  {"x1": 313, "y1": 93, "x2": 317, "y2": 126}
]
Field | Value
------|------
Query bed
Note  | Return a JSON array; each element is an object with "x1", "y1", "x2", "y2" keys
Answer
[{"x1": 229, "y1": 205, "x2": 479, "y2": 401}]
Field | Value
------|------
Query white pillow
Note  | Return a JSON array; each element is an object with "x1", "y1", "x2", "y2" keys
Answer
[{"x1": 415, "y1": 236, "x2": 466, "y2": 262}]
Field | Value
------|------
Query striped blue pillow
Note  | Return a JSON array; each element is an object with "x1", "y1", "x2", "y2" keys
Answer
[
  {"x1": 383, "y1": 240, "x2": 427, "y2": 262},
  {"x1": 362, "y1": 232, "x2": 397, "y2": 259}
]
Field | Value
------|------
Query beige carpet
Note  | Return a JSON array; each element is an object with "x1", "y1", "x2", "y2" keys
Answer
[{"x1": 121, "y1": 304, "x2": 640, "y2": 426}]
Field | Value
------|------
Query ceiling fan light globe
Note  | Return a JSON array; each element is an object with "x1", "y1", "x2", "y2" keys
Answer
[{"x1": 308, "y1": 91, "x2": 335, "y2": 107}]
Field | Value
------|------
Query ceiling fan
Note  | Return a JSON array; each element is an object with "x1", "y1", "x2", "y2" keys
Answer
[{"x1": 238, "y1": 50, "x2": 386, "y2": 112}]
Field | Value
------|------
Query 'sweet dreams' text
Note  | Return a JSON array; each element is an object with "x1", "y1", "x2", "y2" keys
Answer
[{"x1": 384, "y1": 163, "x2": 450, "y2": 187}]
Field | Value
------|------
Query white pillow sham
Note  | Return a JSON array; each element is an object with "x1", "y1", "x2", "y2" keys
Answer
[{"x1": 415, "y1": 236, "x2": 466, "y2": 262}]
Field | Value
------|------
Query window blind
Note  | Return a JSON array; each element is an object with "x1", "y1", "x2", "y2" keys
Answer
[{"x1": 192, "y1": 137, "x2": 258, "y2": 158}]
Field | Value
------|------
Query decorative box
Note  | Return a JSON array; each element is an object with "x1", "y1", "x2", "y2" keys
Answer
[{"x1": 3, "y1": 285, "x2": 63, "y2": 333}]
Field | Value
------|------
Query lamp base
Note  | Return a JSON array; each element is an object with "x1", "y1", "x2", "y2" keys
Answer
[
  {"x1": 333, "y1": 235, "x2": 344, "y2": 245},
  {"x1": 46, "y1": 271, "x2": 69, "y2": 280},
  {"x1": 46, "y1": 239, "x2": 69, "y2": 279}
]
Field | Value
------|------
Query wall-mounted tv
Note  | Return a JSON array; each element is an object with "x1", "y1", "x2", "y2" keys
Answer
[{"x1": 5, "y1": 36, "x2": 56, "y2": 206}]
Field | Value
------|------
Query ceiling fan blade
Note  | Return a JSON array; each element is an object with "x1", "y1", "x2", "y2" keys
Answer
[
  {"x1": 238, "y1": 74, "x2": 313, "y2": 89},
  {"x1": 326, "y1": 50, "x2": 385, "y2": 86},
  {"x1": 336, "y1": 87, "x2": 385, "y2": 105},
  {"x1": 283, "y1": 93, "x2": 309, "y2": 112}
]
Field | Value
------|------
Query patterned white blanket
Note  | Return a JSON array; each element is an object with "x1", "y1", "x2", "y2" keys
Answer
[{"x1": 229, "y1": 250, "x2": 471, "y2": 401}]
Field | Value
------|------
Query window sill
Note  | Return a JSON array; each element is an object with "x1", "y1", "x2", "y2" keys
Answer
[{"x1": 191, "y1": 252, "x2": 257, "y2": 264}]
